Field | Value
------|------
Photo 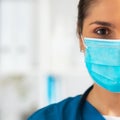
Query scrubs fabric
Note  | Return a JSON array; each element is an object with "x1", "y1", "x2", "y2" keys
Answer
[{"x1": 28, "y1": 95, "x2": 105, "y2": 120}]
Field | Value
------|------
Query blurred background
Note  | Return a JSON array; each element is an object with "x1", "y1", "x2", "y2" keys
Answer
[{"x1": 0, "y1": 0, "x2": 93, "y2": 120}]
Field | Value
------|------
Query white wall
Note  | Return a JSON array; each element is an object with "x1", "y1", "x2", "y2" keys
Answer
[
  {"x1": 38, "y1": 0, "x2": 93, "y2": 106},
  {"x1": 0, "y1": 1, "x2": 40, "y2": 120}
]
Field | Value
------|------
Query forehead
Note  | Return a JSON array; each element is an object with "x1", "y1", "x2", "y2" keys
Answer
[{"x1": 85, "y1": 0, "x2": 120, "y2": 24}]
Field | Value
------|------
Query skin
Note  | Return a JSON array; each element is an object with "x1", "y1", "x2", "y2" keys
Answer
[{"x1": 80, "y1": 0, "x2": 120, "y2": 116}]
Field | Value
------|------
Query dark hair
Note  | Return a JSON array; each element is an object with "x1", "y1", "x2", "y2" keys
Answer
[{"x1": 77, "y1": 0, "x2": 95, "y2": 36}]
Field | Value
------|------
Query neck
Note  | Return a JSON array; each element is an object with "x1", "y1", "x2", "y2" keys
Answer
[{"x1": 87, "y1": 84, "x2": 120, "y2": 116}]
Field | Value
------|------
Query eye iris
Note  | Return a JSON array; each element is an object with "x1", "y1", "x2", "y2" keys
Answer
[{"x1": 97, "y1": 29, "x2": 108, "y2": 35}]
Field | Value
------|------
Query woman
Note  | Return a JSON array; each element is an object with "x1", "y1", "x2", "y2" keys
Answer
[{"x1": 28, "y1": 0, "x2": 120, "y2": 119}]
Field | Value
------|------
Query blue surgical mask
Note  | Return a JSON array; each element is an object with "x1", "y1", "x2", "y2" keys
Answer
[{"x1": 84, "y1": 37, "x2": 120, "y2": 93}]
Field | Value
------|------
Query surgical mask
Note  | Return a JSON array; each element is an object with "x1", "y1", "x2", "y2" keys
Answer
[{"x1": 84, "y1": 37, "x2": 120, "y2": 93}]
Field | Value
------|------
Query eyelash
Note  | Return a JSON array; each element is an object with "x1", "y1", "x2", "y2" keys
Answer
[{"x1": 93, "y1": 27, "x2": 112, "y2": 37}]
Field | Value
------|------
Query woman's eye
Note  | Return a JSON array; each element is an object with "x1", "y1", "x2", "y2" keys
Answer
[{"x1": 95, "y1": 28, "x2": 110, "y2": 36}]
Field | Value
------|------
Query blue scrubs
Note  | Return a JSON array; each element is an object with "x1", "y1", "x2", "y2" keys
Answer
[{"x1": 28, "y1": 95, "x2": 105, "y2": 120}]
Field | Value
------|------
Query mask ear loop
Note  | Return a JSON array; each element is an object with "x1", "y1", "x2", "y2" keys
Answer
[{"x1": 80, "y1": 35, "x2": 87, "y2": 53}]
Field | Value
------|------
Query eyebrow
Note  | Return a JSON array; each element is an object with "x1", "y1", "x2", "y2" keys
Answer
[{"x1": 89, "y1": 21, "x2": 115, "y2": 28}]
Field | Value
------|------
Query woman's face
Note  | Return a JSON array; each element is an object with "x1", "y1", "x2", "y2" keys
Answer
[{"x1": 80, "y1": 0, "x2": 120, "y2": 49}]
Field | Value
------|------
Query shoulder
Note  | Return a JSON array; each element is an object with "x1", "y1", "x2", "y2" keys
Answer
[{"x1": 28, "y1": 95, "x2": 82, "y2": 120}]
